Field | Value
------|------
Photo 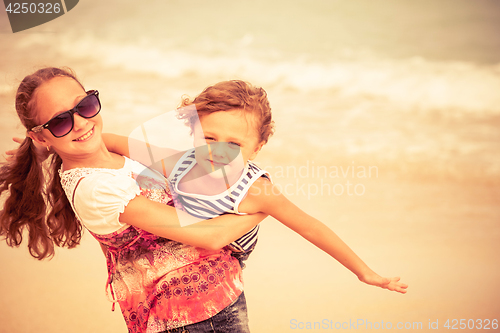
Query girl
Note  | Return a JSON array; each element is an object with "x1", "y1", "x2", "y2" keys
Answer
[
  {"x1": 105, "y1": 80, "x2": 408, "y2": 294},
  {"x1": 0, "y1": 68, "x2": 268, "y2": 333}
]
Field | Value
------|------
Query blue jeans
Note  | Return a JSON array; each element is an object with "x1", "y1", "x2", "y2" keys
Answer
[
  {"x1": 231, "y1": 241, "x2": 257, "y2": 269},
  {"x1": 162, "y1": 292, "x2": 250, "y2": 333}
]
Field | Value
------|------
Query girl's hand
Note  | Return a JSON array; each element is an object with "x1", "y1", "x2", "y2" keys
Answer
[{"x1": 359, "y1": 271, "x2": 408, "y2": 294}]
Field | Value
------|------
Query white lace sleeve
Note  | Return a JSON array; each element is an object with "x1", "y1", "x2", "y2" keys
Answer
[{"x1": 72, "y1": 172, "x2": 142, "y2": 235}]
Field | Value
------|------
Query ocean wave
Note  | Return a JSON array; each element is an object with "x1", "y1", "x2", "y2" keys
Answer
[{"x1": 14, "y1": 33, "x2": 500, "y2": 116}]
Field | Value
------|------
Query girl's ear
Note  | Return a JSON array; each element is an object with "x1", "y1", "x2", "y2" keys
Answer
[
  {"x1": 248, "y1": 141, "x2": 265, "y2": 160},
  {"x1": 28, "y1": 131, "x2": 48, "y2": 147}
]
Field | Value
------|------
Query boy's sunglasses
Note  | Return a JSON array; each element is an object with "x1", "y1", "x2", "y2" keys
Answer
[{"x1": 31, "y1": 90, "x2": 101, "y2": 138}]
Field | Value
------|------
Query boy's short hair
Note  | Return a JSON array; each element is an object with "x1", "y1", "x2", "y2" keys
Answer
[{"x1": 177, "y1": 80, "x2": 275, "y2": 143}]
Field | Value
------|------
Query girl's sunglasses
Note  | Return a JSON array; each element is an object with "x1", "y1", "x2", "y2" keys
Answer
[{"x1": 31, "y1": 90, "x2": 101, "y2": 138}]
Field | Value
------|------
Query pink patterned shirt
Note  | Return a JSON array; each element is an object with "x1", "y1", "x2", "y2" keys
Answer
[{"x1": 59, "y1": 157, "x2": 244, "y2": 332}]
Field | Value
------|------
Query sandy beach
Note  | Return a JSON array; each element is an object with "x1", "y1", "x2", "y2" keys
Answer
[{"x1": 1, "y1": 0, "x2": 499, "y2": 332}]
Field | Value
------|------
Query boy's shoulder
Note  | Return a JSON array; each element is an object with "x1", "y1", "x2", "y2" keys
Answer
[
  {"x1": 248, "y1": 175, "x2": 272, "y2": 192},
  {"x1": 251, "y1": 176, "x2": 282, "y2": 202},
  {"x1": 238, "y1": 176, "x2": 278, "y2": 214},
  {"x1": 238, "y1": 177, "x2": 265, "y2": 214}
]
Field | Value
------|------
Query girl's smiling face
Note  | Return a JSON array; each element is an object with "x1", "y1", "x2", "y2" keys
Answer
[
  {"x1": 192, "y1": 109, "x2": 264, "y2": 179},
  {"x1": 29, "y1": 76, "x2": 103, "y2": 161}
]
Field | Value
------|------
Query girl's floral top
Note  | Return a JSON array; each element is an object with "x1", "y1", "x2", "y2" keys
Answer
[{"x1": 59, "y1": 157, "x2": 244, "y2": 332}]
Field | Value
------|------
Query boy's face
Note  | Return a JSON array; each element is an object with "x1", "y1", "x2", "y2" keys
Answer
[{"x1": 192, "y1": 109, "x2": 264, "y2": 178}]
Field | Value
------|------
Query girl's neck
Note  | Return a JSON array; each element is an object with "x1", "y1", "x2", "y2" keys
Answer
[{"x1": 60, "y1": 145, "x2": 124, "y2": 171}]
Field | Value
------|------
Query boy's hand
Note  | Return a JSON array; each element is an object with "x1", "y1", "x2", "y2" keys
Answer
[
  {"x1": 4, "y1": 137, "x2": 24, "y2": 162},
  {"x1": 4, "y1": 137, "x2": 50, "y2": 162},
  {"x1": 359, "y1": 271, "x2": 408, "y2": 294}
]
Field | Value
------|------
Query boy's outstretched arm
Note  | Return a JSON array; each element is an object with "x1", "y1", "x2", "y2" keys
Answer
[{"x1": 247, "y1": 178, "x2": 408, "y2": 294}]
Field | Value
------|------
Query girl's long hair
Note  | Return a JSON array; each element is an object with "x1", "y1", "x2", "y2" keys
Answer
[{"x1": 0, "y1": 67, "x2": 83, "y2": 260}]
